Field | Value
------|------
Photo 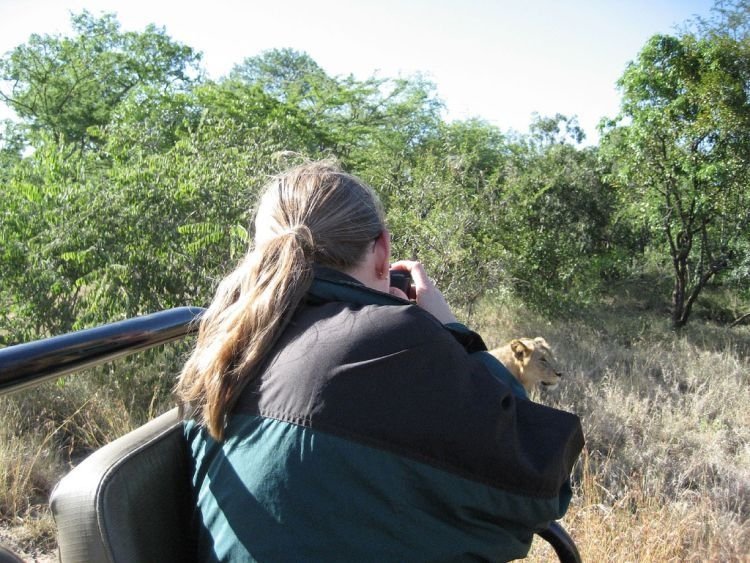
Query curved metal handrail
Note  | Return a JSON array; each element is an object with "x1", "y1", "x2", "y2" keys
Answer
[
  {"x1": 0, "y1": 307, "x2": 204, "y2": 395},
  {"x1": 538, "y1": 520, "x2": 582, "y2": 563}
]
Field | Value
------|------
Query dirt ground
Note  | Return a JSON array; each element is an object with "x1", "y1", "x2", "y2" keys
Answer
[{"x1": 0, "y1": 526, "x2": 56, "y2": 563}]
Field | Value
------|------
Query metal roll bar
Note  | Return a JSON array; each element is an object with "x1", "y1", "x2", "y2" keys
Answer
[{"x1": 0, "y1": 307, "x2": 204, "y2": 395}]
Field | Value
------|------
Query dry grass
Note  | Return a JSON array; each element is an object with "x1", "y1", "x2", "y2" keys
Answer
[
  {"x1": 0, "y1": 344, "x2": 186, "y2": 558},
  {"x1": 524, "y1": 447, "x2": 749, "y2": 562},
  {"x1": 473, "y1": 295, "x2": 750, "y2": 562}
]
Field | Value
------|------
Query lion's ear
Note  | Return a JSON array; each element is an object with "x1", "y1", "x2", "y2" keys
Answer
[
  {"x1": 510, "y1": 339, "x2": 529, "y2": 360},
  {"x1": 534, "y1": 337, "x2": 549, "y2": 348}
]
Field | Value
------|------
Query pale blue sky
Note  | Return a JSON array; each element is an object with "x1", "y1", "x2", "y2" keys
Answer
[{"x1": 1, "y1": 0, "x2": 715, "y2": 143}]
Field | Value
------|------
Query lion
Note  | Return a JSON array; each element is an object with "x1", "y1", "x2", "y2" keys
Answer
[{"x1": 489, "y1": 337, "x2": 563, "y2": 393}]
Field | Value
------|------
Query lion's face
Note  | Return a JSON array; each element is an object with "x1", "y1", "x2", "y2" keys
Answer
[{"x1": 510, "y1": 337, "x2": 562, "y2": 390}]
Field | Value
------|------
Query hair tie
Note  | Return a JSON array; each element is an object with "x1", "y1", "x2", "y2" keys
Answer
[{"x1": 280, "y1": 224, "x2": 315, "y2": 257}]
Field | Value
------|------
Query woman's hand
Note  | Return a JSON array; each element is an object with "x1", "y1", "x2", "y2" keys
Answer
[{"x1": 389, "y1": 260, "x2": 458, "y2": 325}]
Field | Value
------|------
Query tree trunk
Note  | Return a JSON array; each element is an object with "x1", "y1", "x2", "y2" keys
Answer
[
  {"x1": 671, "y1": 246, "x2": 725, "y2": 330},
  {"x1": 729, "y1": 312, "x2": 750, "y2": 328},
  {"x1": 671, "y1": 253, "x2": 689, "y2": 330}
]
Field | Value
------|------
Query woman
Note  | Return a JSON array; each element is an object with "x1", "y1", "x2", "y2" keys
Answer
[{"x1": 176, "y1": 160, "x2": 584, "y2": 562}]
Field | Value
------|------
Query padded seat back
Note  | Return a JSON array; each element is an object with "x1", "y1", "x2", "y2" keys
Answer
[{"x1": 50, "y1": 408, "x2": 195, "y2": 563}]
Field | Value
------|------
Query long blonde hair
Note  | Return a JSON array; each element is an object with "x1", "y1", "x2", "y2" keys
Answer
[{"x1": 176, "y1": 160, "x2": 385, "y2": 440}]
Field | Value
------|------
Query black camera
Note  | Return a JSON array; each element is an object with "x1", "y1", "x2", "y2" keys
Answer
[{"x1": 389, "y1": 269, "x2": 412, "y2": 295}]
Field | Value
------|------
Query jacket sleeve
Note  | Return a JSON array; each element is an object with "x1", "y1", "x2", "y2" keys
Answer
[{"x1": 445, "y1": 321, "x2": 529, "y2": 400}]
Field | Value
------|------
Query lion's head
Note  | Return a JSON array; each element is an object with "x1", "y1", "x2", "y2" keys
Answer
[{"x1": 491, "y1": 337, "x2": 563, "y2": 392}]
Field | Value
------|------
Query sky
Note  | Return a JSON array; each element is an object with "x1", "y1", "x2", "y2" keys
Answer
[{"x1": 0, "y1": 0, "x2": 716, "y2": 144}]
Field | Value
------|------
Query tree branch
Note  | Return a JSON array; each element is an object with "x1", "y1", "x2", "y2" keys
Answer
[{"x1": 729, "y1": 312, "x2": 750, "y2": 328}]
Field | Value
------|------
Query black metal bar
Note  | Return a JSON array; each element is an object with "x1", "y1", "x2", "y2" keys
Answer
[
  {"x1": 537, "y1": 520, "x2": 582, "y2": 563},
  {"x1": 0, "y1": 307, "x2": 204, "y2": 395}
]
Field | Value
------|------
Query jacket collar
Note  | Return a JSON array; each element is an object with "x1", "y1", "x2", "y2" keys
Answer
[
  {"x1": 309, "y1": 265, "x2": 409, "y2": 307},
  {"x1": 310, "y1": 265, "x2": 488, "y2": 354}
]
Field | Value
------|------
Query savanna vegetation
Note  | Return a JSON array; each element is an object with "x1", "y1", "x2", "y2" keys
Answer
[{"x1": 1, "y1": 2, "x2": 749, "y2": 561}]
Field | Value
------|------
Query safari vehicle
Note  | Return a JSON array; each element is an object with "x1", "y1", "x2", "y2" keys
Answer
[{"x1": 0, "y1": 308, "x2": 581, "y2": 563}]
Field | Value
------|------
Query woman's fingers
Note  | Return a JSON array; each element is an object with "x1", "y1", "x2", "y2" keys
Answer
[
  {"x1": 389, "y1": 260, "x2": 457, "y2": 325},
  {"x1": 388, "y1": 286, "x2": 409, "y2": 300}
]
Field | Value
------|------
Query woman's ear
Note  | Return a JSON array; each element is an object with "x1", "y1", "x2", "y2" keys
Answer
[{"x1": 374, "y1": 229, "x2": 391, "y2": 279}]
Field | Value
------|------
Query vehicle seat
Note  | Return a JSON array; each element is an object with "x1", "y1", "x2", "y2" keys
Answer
[{"x1": 50, "y1": 408, "x2": 196, "y2": 563}]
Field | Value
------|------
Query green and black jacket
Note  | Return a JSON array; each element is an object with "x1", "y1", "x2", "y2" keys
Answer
[{"x1": 185, "y1": 267, "x2": 584, "y2": 562}]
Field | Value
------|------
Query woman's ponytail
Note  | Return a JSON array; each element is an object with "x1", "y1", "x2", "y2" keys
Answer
[{"x1": 177, "y1": 228, "x2": 314, "y2": 440}]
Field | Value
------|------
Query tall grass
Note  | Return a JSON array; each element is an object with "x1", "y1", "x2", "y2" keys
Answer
[
  {"x1": 0, "y1": 342, "x2": 188, "y2": 558},
  {"x1": 1, "y1": 292, "x2": 749, "y2": 561},
  {"x1": 472, "y1": 291, "x2": 750, "y2": 561}
]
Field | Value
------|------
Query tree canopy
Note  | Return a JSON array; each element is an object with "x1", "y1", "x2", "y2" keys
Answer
[
  {"x1": 0, "y1": 11, "x2": 200, "y2": 150},
  {"x1": 601, "y1": 28, "x2": 750, "y2": 328},
  {"x1": 2, "y1": 5, "x2": 750, "y2": 342}
]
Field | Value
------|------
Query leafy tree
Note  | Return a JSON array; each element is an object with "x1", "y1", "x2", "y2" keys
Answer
[
  {"x1": 528, "y1": 112, "x2": 586, "y2": 146},
  {"x1": 0, "y1": 135, "x2": 92, "y2": 342},
  {"x1": 0, "y1": 11, "x2": 200, "y2": 150},
  {"x1": 0, "y1": 117, "x2": 285, "y2": 343},
  {"x1": 379, "y1": 119, "x2": 511, "y2": 314},
  {"x1": 601, "y1": 31, "x2": 750, "y2": 328},
  {"x1": 230, "y1": 48, "x2": 335, "y2": 107},
  {"x1": 77, "y1": 117, "x2": 279, "y2": 323},
  {"x1": 0, "y1": 120, "x2": 24, "y2": 181},
  {"x1": 691, "y1": 0, "x2": 750, "y2": 40},
  {"x1": 198, "y1": 77, "x2": 333, "y2": 157},
  {"x1": 499, "y1": 115, "x2": 619, "y2": 310},
  {"x1": 231, "y1": 49, "x2": 442, "y2": 170},
  {"x1": 101, "y1": 86, "x2": 200, "y2": 155}
]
